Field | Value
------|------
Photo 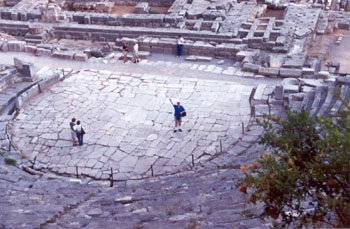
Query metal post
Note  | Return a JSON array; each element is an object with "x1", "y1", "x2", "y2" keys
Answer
[
  {"x1": 192, "y1": 154, "x2": 194, "y2": 167},
  {"x1": 109, "y1": 168, "x2": 114, "y2": 187},
  {"x1": 267, "y1": 93, "x2": 271, "y2": 116},
  {"x1": 242, "y1": 122, "x2": 244, "y2": 134},
  {"x1": 151, "y1": 165, "x2": 154, "y2": 177},
  {"x1": 30, "y1": 156, "x2": 37, "y2": 169},
  {"x1": 75, "y1": 166, "x2": 79, "y2": 178}
]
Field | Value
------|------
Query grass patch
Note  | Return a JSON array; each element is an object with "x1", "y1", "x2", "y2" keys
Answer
[
  {"x1": 241, "y1": 209, "x2": 255, "y2": 218},
  {"x1": 4, "y1": 157, "x2": 17, "y2": 166}
]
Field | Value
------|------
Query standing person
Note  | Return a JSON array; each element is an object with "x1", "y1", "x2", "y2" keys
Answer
[
  {"x1": 122, "y1": 41, "x2": 128, "y2": 63},
  {"x1": 177, "y1": 35, "x2": 185, "y2": 57},
  {"x1": 75, "y1": 120, "x2": 85, "y2": 146},
  {"x1": 169, "y1": 98, "x2": 186, "y2": 133},
  {"x1": 70, "y1": 118, "x2": 77, "y2": 146},
  {"x1": 133, "y1": 41, "x2": 140, "y2": 63}
]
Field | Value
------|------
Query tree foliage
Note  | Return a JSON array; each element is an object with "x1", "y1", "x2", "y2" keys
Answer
[{"x1": 238, "y1": 108, "x2": 350, "y2": 228}]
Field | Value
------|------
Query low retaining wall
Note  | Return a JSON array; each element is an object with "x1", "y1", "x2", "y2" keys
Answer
[{"x1": 16, "y1": 72, "x2": 60, "y2": 110}]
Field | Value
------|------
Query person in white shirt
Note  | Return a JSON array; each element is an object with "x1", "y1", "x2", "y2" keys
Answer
[
  {"x1": 177, "y1": 35, "x2": 185, "y2": 57},
  {"x1": 133, "y1": 41, "x2": 140, "y2": 63},
  {"x1": 70, "y1": 118, "x2": 77, "y2": 146},
  {"x1": 75, "y1": 120, "x2": 85, "y2": 146}
]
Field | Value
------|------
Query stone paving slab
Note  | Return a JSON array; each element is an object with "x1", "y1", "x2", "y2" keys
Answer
[{"x1": 9, "y1": 69, "x2": 254, "y2": 180}]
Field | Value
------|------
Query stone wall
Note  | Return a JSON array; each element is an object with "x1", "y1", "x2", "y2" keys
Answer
[
  {"x1": 52, "y1": 23, "x2": 241, "y2": 57},
  {"x1": 0, "y1": 66, "x2": 17, "y2": 92},
  {"x1": 52, "y1": 23, "x2": 233, "y2": 42},
  {"x1": 114, "y1": 0, "x2": 174, "y2": 7},
  {"x1": 0, "y1": 20, "x2": 30, "y2": 37}
]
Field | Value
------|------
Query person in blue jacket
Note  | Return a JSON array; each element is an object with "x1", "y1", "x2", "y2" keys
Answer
[{"x1": 169, "y1": 98, "x2": 186, "y2": 133}]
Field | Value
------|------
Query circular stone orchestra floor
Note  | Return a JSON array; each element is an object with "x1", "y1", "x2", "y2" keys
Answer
[{"x1": 9, "y1": 69, "x2": 253, "y2": 180}]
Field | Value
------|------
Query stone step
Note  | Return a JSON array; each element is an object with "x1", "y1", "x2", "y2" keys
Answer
[
  {"x1": 309, "y1": 86, "x2": 328, "y2": 117},
  {"x1": 24, "y1": 38, "x2": 44, "y2": 44},
  {"x1": 317, "y1": 83, "x2": 335, "y2": 117},
  {"x1": 46, "y1": 166, "x2": 270, "y2": 228},
  {"x1": 329, "y1": 84, "x2": 350, "y2": 116}
]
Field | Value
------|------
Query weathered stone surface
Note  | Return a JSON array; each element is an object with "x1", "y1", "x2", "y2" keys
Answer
[
  {"x1": 336, "y1": 76, "x2": 350, "y2": 85},
  {"x1": 242, "y1": 62, "x2": 259, "y2": 73},
  {"x1": 281, "y1": 78, "x2": 300, "y2": 93},
  {"x1": 36, "y1": 48, "x2": 52, "y2": 56},
  {"x1": 279, "y1": 68, "x2": 302, "y2": 78},
  {"x1": 7, "y1": 41, "x2": 26, "y2": 52},
  {"x1": 274, "y1": 85, "x2": 284, "y2": 100},
  {"x1": 258, "y1": 67, "x2": 279, "y2": 77},
  {"x1": 52, "y1": 51, "x2": 75, "y2": 59},
  {"x1": 74, "y1": 52, "x2": 88, "y2": 61},
  {"x1": 317, "y1": 71, "x2": 330, "y2": 79}
]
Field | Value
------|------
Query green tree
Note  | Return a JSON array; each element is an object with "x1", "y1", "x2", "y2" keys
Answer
[{"x1": 238, "y1": 108, "x2": 350, "y2": 228}]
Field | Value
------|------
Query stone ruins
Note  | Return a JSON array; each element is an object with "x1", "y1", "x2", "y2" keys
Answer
[{"x1": 0, "y1": 0, "x2": 349, "y2": 228}]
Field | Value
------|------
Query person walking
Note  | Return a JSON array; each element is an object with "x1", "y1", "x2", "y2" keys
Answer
[
  {"x1": 176, "y1": 35, "x2": 185, "y2": 57},
  {"x1": 75, "y1": 120, "x2": 85, "y2": 146},
  {"x1": 69, "y1": 117, "x2": 77, "y2": 146},
  {"x1": 133, "y1": 41, "x2": 140, "y2": 63},
  {"x1": 169, "y1": 98, "x2": 186, "y2": 132},
  {"x1": 122, "y1": 41, "x2": 128, "y2": 63}
]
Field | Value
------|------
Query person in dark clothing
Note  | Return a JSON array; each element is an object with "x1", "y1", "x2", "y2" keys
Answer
[
  {"x1": 69, "y1": 118, "x2": 77, "y2": 146},
  {"x1": 122, "y1": 41, "x2": 128, "y2": 63},
  {"x1": 75, "y1": 120, "x2": 85, "y2": 146}
]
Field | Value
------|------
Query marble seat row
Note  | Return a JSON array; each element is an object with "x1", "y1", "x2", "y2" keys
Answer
[{"x1": 287, "y1": 77, "x2": 350, "y2": 118}]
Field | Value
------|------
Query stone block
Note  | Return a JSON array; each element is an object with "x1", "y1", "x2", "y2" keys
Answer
[
  {"x1": 151, "y1": 45, "x2": 164, "y2": 54},
  {"x1": 258, "y1": 67, "x2": 279, "y2": 77},
  {"x1": 316, "y1": 71, "x2": 330, "y2": 79},
  {"x1": 272, "y1": 46, "x2": 288, "y2": 53},
  {"x1": 338, "y1": 22, "x2": 349, "y2": 30},
  {"x1": 236, "y1": 50, "x2": 254, "y2": 61},
  {"x1": 74, "y1": 53, "x2": 88, "y2": 61},
  {"x1": 193, "y1": 20, "x2": 202, "y2": 31},
  {"x1": 11, "y1": 12, "x2": 18, "y2": 20},
  {"x1": 135, "y1": 2, "x2": 150, "y2": 14},
  {"x1": 242, "y1": 63, "x2": 260, "y2": 73},
  {"x1": 138, "y1": 51, "x2": 151, "y2": 58},
  {"x1": 36, "y1": 48, "x2": 52, "y2": 56},
  {"x1": 294, "y1": 28, "x2": 311, "y2": 39},
  {"x1": 185, "y1": 55, "x2": 197, "y2": 61},
  {"x1": 274, "y1": 85, "x2": 284, "y2": 100},
  {"x1": 7, "y1": 41, "x2": 26, "y2": 52},
  {"x1": 164, "y1": 15, "x2": 178, "y2": 24},
  {"x1": 211, "y1": 22, "x2": 220, "y2": 33},
  {"x1": 336, "y1": 76, "x2": 350, "y2": 85},
  {"x1": 231, "y1": 38, "x2": 243, "y2": 44},
  {"x1": 176, "y1": 21, "x2": 186, "y2": 29},
  {"x1": 52, "y1": 51, "x2": 74, "y2": 59},
  {"x1": 281, "y1": 78, "x2": 300, "y2": 93},
  {"x1": 0, "y1": 42, "x2": 8, "y2": 52},
  {"x1": 279, "y1": 68, "x2": 302, "y2": 78},
  {"x1": 299, "y1": 78, "x2": 323, "y2": 87},
  {"x1": 84, "y1": 16, "x2": 91, "y2": 24},
  {"x1": 302, "y1": 67, "x2": 315, "y2": 76},
  {"x1": 185, "y1": 55, "x2": 212, "y2": 62},
  {"x1": 24, "y1": 45, "x2": 37, "y2": 53},
  {"x1": 275, "y1": 36, "x2": 286, "y2": 46},
  {"x1": 13, "y1": 58, "x2": 35, "y2": 79},
  {"x1": 164, "y1": 47, "x2": 175, "y2": 55},
  {"x1": 253, "y1": 84, "x2": 267, "y2": 101},
  {"x1": 139, "y1": 44, "x2": 151, "y2": 52}
]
